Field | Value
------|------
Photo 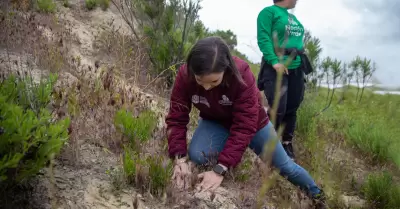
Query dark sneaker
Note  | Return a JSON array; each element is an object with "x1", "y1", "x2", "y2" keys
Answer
[
  {"x1": 282, "y1": 142, "x2": 295, "y2": 159},
  {"x1": 312, "y1": 190, "x2": 329, "y2": 209}
]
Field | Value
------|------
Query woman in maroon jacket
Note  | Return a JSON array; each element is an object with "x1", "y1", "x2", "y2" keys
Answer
[{"x1": 165, "y1": 36, "x2": 327, "y2": 207}]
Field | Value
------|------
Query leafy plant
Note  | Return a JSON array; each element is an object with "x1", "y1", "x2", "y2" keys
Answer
[
  {"x1": 114, "y1": 109, "x2": 156, "y2": 150},
  {"x1": 85, "y1": 0, "x2": 97, "y2": 10},
  {"x1": 0, "y1": 74, "x2": 70, "y2": 185},
  {"x1": 122, "y1": 146, "x2": 139, "y2": 184},
  {"x1": 36, "y1": 0, "x2": 56, "y2": 13},
  {"x1": 115, "y1": 108, "x2": 171, "y2": 196}
]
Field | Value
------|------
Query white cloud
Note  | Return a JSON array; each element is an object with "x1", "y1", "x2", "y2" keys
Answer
[{"x1": 198, "y1": 0, "x2": 400, "y2": 87}]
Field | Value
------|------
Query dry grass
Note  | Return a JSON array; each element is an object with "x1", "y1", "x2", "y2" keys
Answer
[
  {"x1": 0, "y1": 6, "x2": 73, "y2": 75},
  {"x1": 92, "y1": 17, "x2": 173, "y2": 97}
]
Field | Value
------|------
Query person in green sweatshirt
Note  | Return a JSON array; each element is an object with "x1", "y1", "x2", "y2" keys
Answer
[{"x1": 257, "y1": 0, "x2": 314, "y2": 160}]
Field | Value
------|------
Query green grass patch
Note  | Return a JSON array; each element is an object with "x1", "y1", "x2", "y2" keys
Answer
[
  {"x1": 114, "y1": 109, "x2": 156, "y2": 151},
  {"x1": 362, "y1": 172, "x2": 400, "y2": 208},
  {"x1": 85, "y1": 0, "x2": 97, "y2": 10},
  {"x1": 114, "y1": 108, "x2": 172, "y2": 196},
  {"x1": 296, "y1": 86, "x2": 400, "y2": 207},
  {"x1": 36, "y1": 0, "x2": 56, "y2": 13},
  {"x1": 303, "y1": 87, "x2": 400, "y2": 167}
]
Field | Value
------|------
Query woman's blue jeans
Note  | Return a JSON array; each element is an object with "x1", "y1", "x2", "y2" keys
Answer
[{"x1": 188, "y1": 119, "x2": 321, "y2": 197}]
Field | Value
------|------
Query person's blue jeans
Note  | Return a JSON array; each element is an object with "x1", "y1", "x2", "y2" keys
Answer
[{"x1": 188, "y1": 119, "x2": 321, "y2": 197}]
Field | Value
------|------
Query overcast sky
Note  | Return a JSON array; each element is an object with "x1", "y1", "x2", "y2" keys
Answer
[{"x1": 198, "y1": 0, "x2": 400, "y2": 87}]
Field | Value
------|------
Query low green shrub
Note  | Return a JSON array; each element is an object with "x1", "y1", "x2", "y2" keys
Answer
[
  {"x1": 85, "y1": 0, "x2": 97, "y2": 10},
  {"x1": 362, "y1": 172, "x2": 400, "y2": 209},
  {"x1": 114, "y1": 109, "x2": 156, "y2": 151},
  {"x1": 36, "y1": 0, "x2": 56, "y2": 13},
  {"x1": 115, "y1": 108, "x2": 171, "y2": 196},
  {"x1": 147, "y1": 155, "x2": 172, "y2": 195},
  {"x1": 0, "y1": 74, "x2": 70, "y2": 185}
]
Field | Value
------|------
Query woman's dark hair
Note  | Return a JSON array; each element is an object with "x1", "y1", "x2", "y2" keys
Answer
[
  {"x1": 186, "y1": 36, "x2": 245, "y2": 87},
  {"x1": 273, "y1": 0, "x2": 284, "y2": 3}
]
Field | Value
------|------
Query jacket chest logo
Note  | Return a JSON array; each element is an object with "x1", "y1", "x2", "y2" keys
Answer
[
  {"x1": 218, "y1": 95, "x2": 232, "y2": 106},
  {"x1": 192, "y1": 95, "x2": 210, "y2": 108}
]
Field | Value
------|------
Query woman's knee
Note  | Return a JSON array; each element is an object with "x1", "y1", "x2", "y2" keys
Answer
[
  {"x1": 249, "y1": 121, "x2": 277, "y2": 155},
  {"x1": 269, "y1": 141, "x2": 299, "y2": 174},
  {"x1": 275, "y1": 159, "x2": 297, "y2": 177}
]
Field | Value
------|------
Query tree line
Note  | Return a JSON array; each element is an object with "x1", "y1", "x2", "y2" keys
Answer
[{"x1": 303, "y1": 30, "x2": 376, "y2": 104}]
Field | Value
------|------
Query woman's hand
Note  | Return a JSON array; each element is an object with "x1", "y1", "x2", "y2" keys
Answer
[
  {"x1": 171, "y1": 157, "x2": 192, "y2": 190},
  {"x1": 273, "y1": 63, "x2": 288, "y2": 75},
  {"x1": 195, "y1": 171, "x2": 224, "y2": 192}
]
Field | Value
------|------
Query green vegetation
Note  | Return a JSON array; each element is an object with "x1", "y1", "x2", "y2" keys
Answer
[
  {"x1": 36, "y1": 0, "x2": 56, "y2": 13},
  {"x1": 147, "y1": 155, "x2": 173, "y2": 195},
  {"x1": 112, "y1": 0, "x2": 204, "y2": 85},
  {"x1": 114, "y1": 108, "x2": 172, "y2": 196},
  {"x1": 300, "y1": 88, "x2": 400, "y2": 166},
  {"x1": 0, "y1": 74, "x2": 70, "y2": 185},
  {"x1": 297, "y1": 87, "x2": 400, "y2": 208},
  {"x1": 85, "y1": 0, "x2": 97, "y2": 10},
  {"x1": 114, "y1": 109, "x2": 156, "y2": 151},
  {"x1": 362, "y1": 172, "x2": 400, "y2": 208}
]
